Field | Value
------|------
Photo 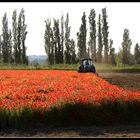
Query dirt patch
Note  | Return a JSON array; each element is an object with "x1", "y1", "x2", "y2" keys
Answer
[
  {"x1": 1, "y1": 125, "x2": 140, "y2": 137},
  {"x1": 98, "y1": 72, "x2": 140, "y2": 91}
]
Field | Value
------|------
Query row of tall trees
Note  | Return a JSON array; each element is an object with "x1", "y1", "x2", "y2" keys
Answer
[
  {"x1": 0, "y1": 8, "x2": 28, "y2": 65},
  {"x1": 45, "y1": 7, "x2": 140, "y2": 65},
  {"x1": 77, "y1": 8, "x2": 116, "y2": 65},
  {"x1": 0, "y1": 8, "x2": 139, "y2": 66},
  {"x1": 44, "y1": 7, "x2": 117, "y2": 65},
  {"x1": 44, "y1": 13, "x2": 76, "y2": 65},
  {"x1": 116, "y1": 28, "x2": 140, "y2": 65}
]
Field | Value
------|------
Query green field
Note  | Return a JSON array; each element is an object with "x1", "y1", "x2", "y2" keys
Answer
[{"x1": 0, "y1": 63, "x2": 140, "y2": 73}]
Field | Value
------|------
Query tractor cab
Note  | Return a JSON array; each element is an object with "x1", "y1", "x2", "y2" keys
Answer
[{"x1": 78, "y1": 58, "x2": 96, "y2": 73}]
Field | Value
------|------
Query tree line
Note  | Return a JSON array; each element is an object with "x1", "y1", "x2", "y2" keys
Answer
[
  {"x1": 44, "y1": 13, "x2": 77, "y2": 65},
  {"x1": 44, "y1": 7, "x2": 140, "y2": 65},
  {"x1": 0, "y1": 7, "x2": 139, "y2": 66},
  {"x1": 0, "y1": 8, "x2": 28, "y2": 65}
]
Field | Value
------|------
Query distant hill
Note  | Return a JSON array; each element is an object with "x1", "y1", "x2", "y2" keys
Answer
[{"x1": 27, "y1": 55, "x2": 47, "y2": 64}]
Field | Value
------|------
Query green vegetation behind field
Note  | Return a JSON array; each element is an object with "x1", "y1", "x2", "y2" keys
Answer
[
  {"x1": 95, "y1": 63, "x2": 140, "y2": 73},
  {"x1": 0, "y1": 63, "x2": 140, "y2": 73}
]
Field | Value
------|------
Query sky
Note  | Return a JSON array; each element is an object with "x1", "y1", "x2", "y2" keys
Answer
[{"x1": 0, "y1": 2, "x2": 139, "y2": 55}]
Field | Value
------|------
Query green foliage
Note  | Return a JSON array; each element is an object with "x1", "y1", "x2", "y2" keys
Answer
[
  {"x1": 1, "y1": 99, "x2": 140, "y2": 128},
  {"x1": 44, "y1": 19, "x2": 54, "y2": 65},
  {"x1": 20, "y1": 8, "x2": 28, "y2": 65},
  {"x1": 0, "y1": 63, "x2": 139, "y2": 73},
  {"x1": 69, "y1": 39, "x2": 76, "y2": 64},
  {"x1": 64, "y1": 13, "x2": 71, "y2": 64},
  {"x1": 60, "y1": 14, "x2": 64, "y2": 64},
  {"x1": 0, "y1": 8, "x2": 28, "y2": 65},
  {"x1": 16, "y1": 8, "x2": 28, "y2": 64},
  {"x1": 97, "y1": 63, "x2": 140, "y2": 72},
  {"x1": 88, "y1": 8, "x2": 96, "y2": 60},
  {"x1": 1, "y1": 13, "x2": 12, "y2": 63},
  {"x1": 134, "y1": 43, "x2": 140, "y2": 64},
  {"x1": 108, "y1": 39, "x2": 116, "y2": 65},
  {"x1": 12, "y1": 9, "x2": 18, "y2": 64},
  {"x1": 121, "y1": 29, "x2": 132, "y2": 65},
  {"x1": 53, "y1": 18, "x2": 62, "y2": 64},
  {"x1": 97, "y1": 14, "x2": 103, "y2": 63},
  {"x1": 102, "y1": 7, "x2": 109, "y2": 64},
  {"x1": 77, "y1": 12, "x2": 87, "y2": 60}
]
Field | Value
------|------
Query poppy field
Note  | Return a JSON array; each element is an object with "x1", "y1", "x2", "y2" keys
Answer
[{"x1": 0, "y1": 70, "x2": 140, "y2": 128}]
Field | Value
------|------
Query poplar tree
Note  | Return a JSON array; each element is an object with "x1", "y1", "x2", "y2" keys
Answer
[
  {"x1": 82, "y1": 12, "x2": 87, "y2": 58},
  {"x1": 102, "y1": 7, "x2": 109, "y2": 63},
  {"x1": 88, "y1": 9, "x2": 96, "y2": 60},
  {"x1": 69, "y1": 39, "x2": 76, "y2": 64},
  {"x1": 17, "y1": 10, "x2": 22, "y2": 64},
  {"x1": 108, "y1": 39, "x2": 116, "y2": 65},
  {"x1": 44, "y1": 18, "x2": 52, "y2": 64},
  {"x1": 134, "y1": 43, "x2": 140, "y2": 64},
  {"x1": 97, "y1": 14, "x2": 103, "y2": 63},
  {"x1": 12, "y1": 9, "x2": 18, "y2": 64},
  {"x1": 8, "y1": 29, "x2": 12, "y2": 63},
  {"x1": 64, "y1": 13, "x2": 71, "y2": 64},
  {"x1": 20, "y1": 8, "x2": 28, "y2": 64},
  {"x1": 77, "y1": 12, "x2": 87, "y2": 59},
  {"x1": 53, "y1": 18, "x2": 61, "y2": 64},
  {"x1": 60, "y1": 14, "x2": 64, "y2": 63},
  {"x1": 121, "y1": 29, "x2": 132, "y2": 65},
  {"x1": 77, "y1": 31, "x2": 82, "y2": 60},
  {"x1": 1, "y1": 13, "x2": 11, "y2": 63}
]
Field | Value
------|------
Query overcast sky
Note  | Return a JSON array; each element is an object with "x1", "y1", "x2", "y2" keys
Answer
[{"x1": 0, "y1": 2, "x2": 139, "y2": 55}]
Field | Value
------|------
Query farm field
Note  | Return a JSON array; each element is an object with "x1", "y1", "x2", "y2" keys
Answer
[
  {"x1": 0, "y1": 70, "x2": 140, "y2": 137},
  {"x1": 99, "y1": 72, "x2": 140, "y2": 91}
]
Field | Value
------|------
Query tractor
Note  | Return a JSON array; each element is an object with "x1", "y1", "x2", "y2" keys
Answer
[{"x1": 78, "y1": 58, "x2": 96, "y2": 73}]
